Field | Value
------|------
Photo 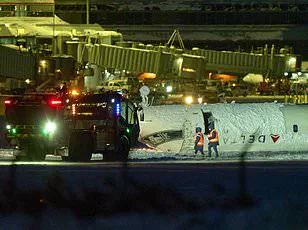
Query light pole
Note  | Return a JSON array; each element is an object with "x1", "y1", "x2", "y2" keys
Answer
[
  {"x1": 52, "y1": 1, "x2": 56, "y2": 55},
  {"x1": 53, "y1": 1, "x2": 55, "y2": 36},
  {"x1": 86, "y1": 0, "x2": 90, "y2": 24}
]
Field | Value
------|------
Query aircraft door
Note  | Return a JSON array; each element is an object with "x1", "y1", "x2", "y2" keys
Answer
[{"x1": 202, "y1": 110, "x2": 213, "y2": 135}]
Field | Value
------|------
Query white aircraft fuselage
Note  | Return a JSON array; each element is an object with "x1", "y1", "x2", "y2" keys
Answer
[{"x1": 139, "y1": 103, "x2": 308, "y2": 153}]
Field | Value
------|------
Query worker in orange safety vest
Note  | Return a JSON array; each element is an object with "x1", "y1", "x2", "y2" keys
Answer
[
  {"x1": 194, "y1": 127, "x2": 204, "y2": 155},
  {"x1": 207, "y1": 123, "x2": 219, "y2": 158}
]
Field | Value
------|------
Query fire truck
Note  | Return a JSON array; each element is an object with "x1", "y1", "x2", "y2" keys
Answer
[{"x1": 4, "y1": 91, "x2": 140, "y2": 162}]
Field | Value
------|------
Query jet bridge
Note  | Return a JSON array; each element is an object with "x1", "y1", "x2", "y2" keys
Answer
[
  {"x1": 0, "y1": 39, "x2": 300, "y2": 84},
  {"x1": 0, "y1": 45, "x2": 36, "y2": 80},
  {"x1": 73, "y1": 42, "x2": 207, "y2": 79},
  {"x1": 0, "y1": 41, "x2": 301, "y2": 85},
  {"x1": 189, "y1": 48, "x2": 300, "y2": 76},
  {"x1": 87, "y1": 44, "x2": 172, "y2": 75},
  {"x1": 72, "y1": 41, "x2": 300, "y2": 79}
]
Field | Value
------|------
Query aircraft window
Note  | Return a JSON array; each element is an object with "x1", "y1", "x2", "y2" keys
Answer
[{"x1": 293, "y1": 124, "x2": 298, "y2": 133}]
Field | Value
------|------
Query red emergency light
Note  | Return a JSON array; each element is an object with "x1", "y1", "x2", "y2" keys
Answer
[
  {"x1": 4, "y1": 100, "x2": 12, "y2": 105},
  {"x1": 48, "y1": 99, "x2": 63, "y2": 106}
]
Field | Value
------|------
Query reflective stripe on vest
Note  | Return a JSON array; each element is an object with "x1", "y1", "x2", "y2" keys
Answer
[
  {"x1": 208, "y1": 129, "x2": 219, "y2": 143},
  {"x1": 195, "y1": 132, "x2": 204, "y2": 146}
]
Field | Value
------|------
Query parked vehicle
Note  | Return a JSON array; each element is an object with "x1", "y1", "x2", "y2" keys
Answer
[
  {"x1": 98, "y1": 80, "x2": 131, "y2": 93},
  {"x1": 224, "y1": 82, "x2": 253, "y2": 97}
]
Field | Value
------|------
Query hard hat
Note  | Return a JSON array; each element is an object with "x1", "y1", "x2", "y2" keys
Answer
[{"x1": 196, "y1": 127, "x2": 202, "y2": 132}]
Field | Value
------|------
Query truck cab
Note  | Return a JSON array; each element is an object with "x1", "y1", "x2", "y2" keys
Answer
[
  {"x1": 5, "y1": 93, "x2": 65, "y2": 161},
  {"x1": 64, "y1": 92, "x2": 140, "y2": 161}
]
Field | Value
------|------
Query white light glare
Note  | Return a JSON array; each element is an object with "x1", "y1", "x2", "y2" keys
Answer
[
  {"x1": 45, "y1": 121, "x2": 56, "y2": 133},
  {"x1": 185, "y1": 96, "x2": 193, "y2": 105},
  {"x1": 6, "y1": 125, "x2": 11, "y2": 130},
  {"x1": 288, "y1": 57, "x2": 296, "y2": 66},
  {"x1": 197, "y1": 97, "x2": 203, "y2": 104},
  {"x1": 40, "y1": 60, "x2": 47, "y2": 67},
  {"x1": 166, "y1": 86, "x2": 173, "y2": 93}
]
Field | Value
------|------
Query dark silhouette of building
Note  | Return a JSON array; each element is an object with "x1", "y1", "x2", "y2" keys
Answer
[
  {"x1": 54, "y1": 1, "x2": 308, "y2": 25},
  {"x1": 53, "y1": 1, "x2": 308, "y2": 59}
]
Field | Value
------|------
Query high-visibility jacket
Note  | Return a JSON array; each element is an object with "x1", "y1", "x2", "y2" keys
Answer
[
  {"x1": 194, "y1": 132, "x2": 204, "y2": 146},
  {"x1": 207, "y1": 129, "x2": 219, "y2": 143}
]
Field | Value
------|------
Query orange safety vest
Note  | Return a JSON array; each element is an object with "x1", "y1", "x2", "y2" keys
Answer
[
  {"x1": 195, "y1": 132, "x2": 204, "y2": 146},
  {"x1": 207, "y1": 129, "x2": 219, "y2": 143}
]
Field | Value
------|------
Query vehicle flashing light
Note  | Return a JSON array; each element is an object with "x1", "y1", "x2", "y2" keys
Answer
[
  {"x1": 43, "y1": 121, "x2": 56, "y2": 134},
  {"x1": 71, "y1": 89, "x2": 79, "y2": 96},
  {"x1": 6, "y1": 124, "x2": 17, "y2": 134},
  {"x1": 4, "y1": 100, "x2": 12, "y2": 105},
  {"x1": 115, "y1": 103, "x2": 121, "y2": 117},
  {"x1": 49, "y1": 99, "x2": 62, "y2": 106},
  {"x1": 43, "y1": 129, "x2": 48, "y2": 135},
  {"x1": 72, "y1": 104, "x2": 76, "y2": 116},
  {"x1": 7, "y1": 127, "x2": 17, "y2": 135}
]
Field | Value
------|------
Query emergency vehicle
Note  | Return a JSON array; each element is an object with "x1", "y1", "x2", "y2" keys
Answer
[{"x1": 4, "y1": 91, "x2": 140, "y2": 162}]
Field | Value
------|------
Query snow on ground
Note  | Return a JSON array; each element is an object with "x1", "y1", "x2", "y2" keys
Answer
[
  {"x1": 1, "y1": 148, "x2": 308, "y2": 162},
  {"x1": 129, "y1": 149, "x2": 308, "y2": 161}
]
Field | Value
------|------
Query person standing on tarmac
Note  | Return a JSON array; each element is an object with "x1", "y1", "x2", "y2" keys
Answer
[
  {"x1": 139, "y1": 83, "x2": 150, "y2": 107},
  {"x1": 207, "y1": 123, "x2": 219, "y2": 158},
  {"x1": 59, "y1": 82, "x2": 68, "y2": 98},
  {"x1": 194, "y1": 127, "x2": 204, "y2": 155}
]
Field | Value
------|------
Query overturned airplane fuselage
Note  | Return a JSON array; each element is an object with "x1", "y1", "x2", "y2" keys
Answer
[{"x1": 139, "y1": 103, "x2": 308, "y2": 153}]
